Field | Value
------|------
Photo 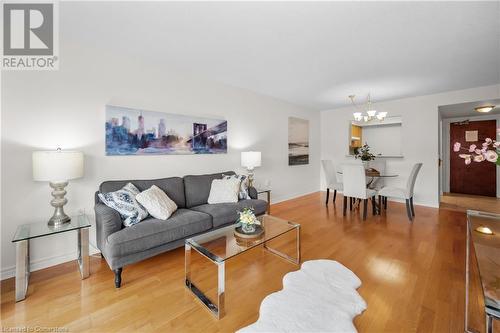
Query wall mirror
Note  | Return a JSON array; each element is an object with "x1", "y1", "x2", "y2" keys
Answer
[{"x1": 349, "y1": 116, "x2": 403, "y2": 157}]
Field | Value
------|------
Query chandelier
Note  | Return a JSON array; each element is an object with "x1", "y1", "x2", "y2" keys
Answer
[{"x1": 349, "y1": 94, "x2": 387, "y2": 122}]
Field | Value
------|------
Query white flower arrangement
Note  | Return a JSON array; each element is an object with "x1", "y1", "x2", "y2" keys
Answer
[{"x1": 238, "y1": 207, "x2": 260, "y2": 226}]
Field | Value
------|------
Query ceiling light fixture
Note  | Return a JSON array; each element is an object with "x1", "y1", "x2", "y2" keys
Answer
[
  {"x1": 475, "y1": 105, "x2": 495, "y2": 113},
  {"x1": 350, "y1": 94, "x2": 388, "y2": 122}
]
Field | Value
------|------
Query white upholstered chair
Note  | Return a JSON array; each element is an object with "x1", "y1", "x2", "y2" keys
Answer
[
  {"x1": 321, "y1": 160, "x2": 343, "y2": 205},
  {"x1": 378, "y1": 163, "x2": 423, "y2": 221},
  {"x1": 342, "y1": 164, "x2": 377, "y2": 220}
]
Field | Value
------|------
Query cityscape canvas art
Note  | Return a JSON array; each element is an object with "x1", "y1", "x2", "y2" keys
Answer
[
  {"x1": 288, "y1": 117, "x2": 309, "y2": 165},
  {"x1": 105, "y1": 105, "x2": 227, "y2": 155}
]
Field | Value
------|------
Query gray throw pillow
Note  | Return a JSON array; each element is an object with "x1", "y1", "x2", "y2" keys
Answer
[{"x1": 98, "y1": 183, "x2": 149, "y2": 227}]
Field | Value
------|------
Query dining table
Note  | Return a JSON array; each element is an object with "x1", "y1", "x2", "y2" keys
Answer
[{"x1": 337, "y1": 169, "x2": 399, "y2": 214}]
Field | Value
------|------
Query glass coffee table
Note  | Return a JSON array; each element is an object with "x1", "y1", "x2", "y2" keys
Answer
[{"x1": 185, "y1": 214, "x2": 300, "y2": 319}]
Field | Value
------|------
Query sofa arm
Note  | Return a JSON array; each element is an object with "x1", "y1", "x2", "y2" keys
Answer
[
  {"x1": 248, "y1": 186, "x2": 258, "y2": 200},
  {"x1": 94, "y1": 203, "x2": 122, "y2": 251}
]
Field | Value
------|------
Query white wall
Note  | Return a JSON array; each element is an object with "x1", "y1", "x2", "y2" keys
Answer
[
  {"x1": 321, "y1": 84, "x2": 500, "y2": 208},
  {"x1": 0, "y1": 43, "x2": 320, "y2": 279},
  {"x1": 362, "y1": 124, "x2": 403, "y2": 156}
]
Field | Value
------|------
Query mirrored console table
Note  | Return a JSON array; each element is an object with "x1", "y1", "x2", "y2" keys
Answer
[{"x1": 465, "y1": 210, "x2": 500, "y2": 333}]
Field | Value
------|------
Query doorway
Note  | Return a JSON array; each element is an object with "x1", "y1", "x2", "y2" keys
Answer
[{"x1": 449, "y1": 119, "x2": 496, "y2": 197}]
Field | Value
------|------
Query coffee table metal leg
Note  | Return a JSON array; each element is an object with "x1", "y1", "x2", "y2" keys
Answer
[
  {"x1": 77, "y1": 228, "x2": 89, "y2": 279},
  {"x1": 185, "y1": 243, "x2": 225, "y2": 319},
  {"x1": 264, "y1": 226, "x2": 301, "y2": 265},
  {"x1": 217, "y1": 262, "x2": 225, "y2": 318},
  {"x1": 15, "y1": 240, "x2": 29, "y2": 302}
]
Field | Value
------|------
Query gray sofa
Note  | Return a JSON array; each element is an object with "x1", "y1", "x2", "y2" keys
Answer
[{"x1": 94, "y1": 171, "x2": 267, "y2": 288}]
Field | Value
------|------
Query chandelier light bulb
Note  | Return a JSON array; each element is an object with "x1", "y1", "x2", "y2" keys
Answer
[{"x1": 367, "y1": 110, "x2": 377, "y2": 117}]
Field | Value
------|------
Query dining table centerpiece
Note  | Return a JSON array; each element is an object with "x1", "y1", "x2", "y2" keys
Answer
[{"x1": 354, "y1": 143, "x2": 376, "y2": 169}]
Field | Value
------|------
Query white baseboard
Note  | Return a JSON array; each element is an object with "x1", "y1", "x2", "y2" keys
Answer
[
  {"x1": 271, "y1": 190, "x2": 320, "y2": 205},
  {"x1": 1, "y1": 247, "x2": 100, "y2": 280}
]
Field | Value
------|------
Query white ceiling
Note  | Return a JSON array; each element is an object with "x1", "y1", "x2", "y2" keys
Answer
[
  {"x1": 439, "y1": 99, "x2": 500, "y2": 118},
  {"x1": 63, "y1": 1, "x2": 500, "y2": 110}
]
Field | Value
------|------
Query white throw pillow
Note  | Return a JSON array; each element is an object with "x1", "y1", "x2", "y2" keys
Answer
[
  {"x1": 136, "y1": 185, "x2": 178, "y2": 220},
  {"x1": 207, "y1": 178, "x2": 241, "y2": 204}
]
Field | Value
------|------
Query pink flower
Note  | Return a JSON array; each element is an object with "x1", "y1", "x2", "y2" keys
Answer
[
  {"x1": 475, "y1": 149, "x2": 482, "y2": 154},
  {"x1": 482, "y1": 142, "x2": 489, "y2": 147},
  {"x1": 469, "y1": 144, "x2": 477, "y2": 152},
  {"x1": 494, "y1": 142, "x2": 500, "y2": 148},
  {"x1": 465, "y1": 157, "x2": 472, "y2": 165},
  {"x1": 485, "y1": 150, "x2": 498, "y2": 163},
  {"x1": 473, "y1": 154, "x2": 485, "y2": 162},
  {"x1": 459, "y1": 154, "x2": 471, "y2": 159},
  {"x1": 453, "y1": 142, "x2": 461, "y2": 152},
  {"x1": 485, "y1": 138, "x2": 493, "y2": 144}
]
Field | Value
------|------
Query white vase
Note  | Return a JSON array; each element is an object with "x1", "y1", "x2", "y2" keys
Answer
[{"x1": 362, "y1": 161, "x2": 369, "y2": 169}]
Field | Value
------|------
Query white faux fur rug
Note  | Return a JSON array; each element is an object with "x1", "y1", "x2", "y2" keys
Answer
[{"x1": 237, "y1": 260, "x2": 367, "y2": 333}]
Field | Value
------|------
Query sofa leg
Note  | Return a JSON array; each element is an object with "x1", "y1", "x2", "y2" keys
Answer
[
  {"x1": 325, "y1": 188, "x2": 330, "y2": 205},
  {"x1": 343, "y1": 196, "x2": 347, "y2": 216},
  {"x1": 333, "y1": 190, "x2": 337, "y2": 203},
  {"x1": 114, "y1": 268, "x2": 123, "y2": 288},
  {"x1": 100, "y1": 253, "x2": 104, "y2": 259}
]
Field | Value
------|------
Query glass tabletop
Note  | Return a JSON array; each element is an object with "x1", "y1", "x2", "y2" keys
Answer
[
  {"x1": 186, "y1": 215, "x2": 299, "y2": 263},
  {"x1": 12, "y1": 214, "x2": 91, "y2": 242},
  {"x1": 337, "y1": 171, "x2": 398, "y2": 178},
  {"x1": 467, "y1": 210, "x2": 500, "y2": 312}
]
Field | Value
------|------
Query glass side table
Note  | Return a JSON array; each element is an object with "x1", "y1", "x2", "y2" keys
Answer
[
  {"x1": 11, "y1": 214, "x2": 91, "y2": 302},
  {"x1": 465, "y1": 210, "x2": 500, "y2": 333},
  {"x1": 256, "y1": 188, "x2": 271, "y2": 214}
]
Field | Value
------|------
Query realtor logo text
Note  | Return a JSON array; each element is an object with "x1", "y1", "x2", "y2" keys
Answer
[{"x1": 2, "y1": 2, "x2": 59, "y2": 70}]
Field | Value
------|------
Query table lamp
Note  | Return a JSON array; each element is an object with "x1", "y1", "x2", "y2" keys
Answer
[
  {"x1": 33, "y1": 149, "x2": 84, "y2": 226},
  {"x1": 241, "y1": 151, "x2": 261, "y2": 188}
]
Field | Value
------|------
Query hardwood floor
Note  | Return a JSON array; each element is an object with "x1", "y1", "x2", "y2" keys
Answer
[
  {"x1": 1, "y1": 192, "x2": 497, "y2": 332},
  {"x1": 440, "y1": 192, "x2": 500, "y2": 213}
]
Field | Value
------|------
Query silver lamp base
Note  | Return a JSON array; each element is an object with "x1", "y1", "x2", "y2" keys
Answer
[
  {"x1": 246, "y1": 168, "x2": 255, "y2": 188},
  {"x1": 48, "y1": 181, "x2": 71, "y2": 227}
]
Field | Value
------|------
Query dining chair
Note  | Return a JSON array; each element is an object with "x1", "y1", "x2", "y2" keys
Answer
[
  {"x1": 378, "y1": 163, "x2": 423, "y2": 221},
  {"x1": 321, "y1": 160, "x2": 343, "y2": 205},
  {"x1": 342, "y1": 164, "x2": 377, "y2": 220}
]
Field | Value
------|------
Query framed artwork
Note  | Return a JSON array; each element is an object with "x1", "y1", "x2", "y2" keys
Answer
[
  {"x1": 288, "y1": 117, "x2": 309, "y2": 165},
  {"x1": 105, "y1": 105, "x2": 227, "y2": 155}
]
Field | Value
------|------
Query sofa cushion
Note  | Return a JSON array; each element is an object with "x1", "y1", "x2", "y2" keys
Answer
[
  {"x1": 184, "y1": 171, "x2": 235, "y2": 208},
  {"x1": 99, "y1": 177, "x2": 186, "y2": 208},
  {"x1": 106, "y1": 208, "x2": 212, "y2": 258},
  {"x1": 191, "y1": 199, "x2": 267, "y2": 228}
]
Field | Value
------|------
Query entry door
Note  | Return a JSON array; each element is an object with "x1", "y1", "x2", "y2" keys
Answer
[{"x1": 450, "y1": 120, "x2": 496, "y2": 197}]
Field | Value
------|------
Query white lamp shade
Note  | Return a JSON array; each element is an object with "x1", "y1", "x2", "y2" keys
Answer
[
  {"x1": 367, "y1": 110, "x2": 377, "y2": 117},
  {"x1": 241, "y1": 151, "x2": 261, "y2": 170},
  {"x1": 33, "y1": 150, "x2": 84, "y2": 182}
]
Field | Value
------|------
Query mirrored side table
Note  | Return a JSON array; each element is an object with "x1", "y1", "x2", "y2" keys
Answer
[
  {"x1": 11, "y1": 214, "x2": 91, "y2": 302},
  {"x1": 465, "y1": 210, "x2": 500, "y2": 333}
]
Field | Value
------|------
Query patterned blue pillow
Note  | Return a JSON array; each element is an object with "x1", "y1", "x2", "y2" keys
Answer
[
  {"x1": 223, "y1": 174, "x2": 249, "y2": 200},
  {"x1": 98, "y1": 183, "x2": 149, "y2": 227}
]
